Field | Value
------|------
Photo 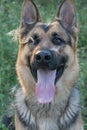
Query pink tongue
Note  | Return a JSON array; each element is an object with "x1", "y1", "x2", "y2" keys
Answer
[{"x1": 36, "y1": 69, "x2": 56, "y2": 104}]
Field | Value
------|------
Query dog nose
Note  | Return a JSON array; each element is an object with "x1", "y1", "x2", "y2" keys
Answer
[{"x1": 35, "y1": 50, "x2": 52, "y2": 63}]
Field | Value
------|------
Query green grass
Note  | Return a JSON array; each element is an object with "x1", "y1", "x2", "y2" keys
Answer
[{"x1": 0, "y1": 0, "x2": 87, "y2": 129}]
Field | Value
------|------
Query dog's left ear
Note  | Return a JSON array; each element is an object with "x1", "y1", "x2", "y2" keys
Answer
[{"x1": 55, "y1": 0, "x2": 78, "y2": 32}]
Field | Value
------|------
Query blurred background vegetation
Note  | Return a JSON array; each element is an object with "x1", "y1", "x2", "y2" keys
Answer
[{"x1": 0, "y1": 0, "x2": 87, "y2": 129}]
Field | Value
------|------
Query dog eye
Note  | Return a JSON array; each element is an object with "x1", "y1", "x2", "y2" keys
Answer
[
  {"x1": 28, "y1": 37, "x2": 34, "y2": 44},
  {"x1": 52, "y1": 32, "x2": 65, "y2": 45},
  {"x1": 33, "y1": 34, "x2": 40, "y2": 45}
]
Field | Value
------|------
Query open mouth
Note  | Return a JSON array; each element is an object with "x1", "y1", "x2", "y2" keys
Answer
[
  {"x1": 56, "y1": 64, "x2": 65, "y2": 82},
  {"x1": 31, "y1": 63, "x2": 65, "y2": 83},
  {"x1": 30, "y1": 64, "x2": 65, "y2": 104}
]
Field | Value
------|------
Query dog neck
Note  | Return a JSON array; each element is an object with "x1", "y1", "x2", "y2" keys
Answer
[{"x1": 15, "y1": 85, "x2": 80, "y2": 130}]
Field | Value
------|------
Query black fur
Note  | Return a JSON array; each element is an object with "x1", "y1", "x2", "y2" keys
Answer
[
  {"x1": 40, "y1": 24, "x2": 51, "y2": 32},
  {"x1": 2, "y1": 115, "x2": 15, "y2": 130}
]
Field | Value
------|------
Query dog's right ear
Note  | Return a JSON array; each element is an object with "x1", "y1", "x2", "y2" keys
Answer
[{"x1": 20, "y1": 0, "x2": 41, "y2": 37}]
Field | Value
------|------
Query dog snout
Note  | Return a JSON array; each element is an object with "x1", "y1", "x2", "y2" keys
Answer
[{"x1": 35, "y1": 50, "x2": 52, "y2": 64}]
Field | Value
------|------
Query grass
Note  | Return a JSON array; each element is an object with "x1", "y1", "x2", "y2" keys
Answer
[{"x1": 0, "y1": 0, "x2": 87, "y2": 129}]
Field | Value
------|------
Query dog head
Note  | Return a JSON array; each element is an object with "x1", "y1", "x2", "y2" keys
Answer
[{"x1": 16, "y1": 0, "x2": 79, "y2": 104}]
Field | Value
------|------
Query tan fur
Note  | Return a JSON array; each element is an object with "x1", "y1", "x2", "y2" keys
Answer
[{"x1": 15, "y1": 0, "x2": 83, "y2": 130}]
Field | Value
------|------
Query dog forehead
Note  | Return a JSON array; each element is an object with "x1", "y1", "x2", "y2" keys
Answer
[
  {"x1": 49, "y1": 21, "x2": 69, "y2": 40},
  {"x1": 32, "y1": 22, "x2": 69, "y2": 38},
  {"x1": 34, "y1": 22, "x2": 61, "y2": 32},
  {"x1": 29, "y1": 22, "x2": 70, "y2": 45},
  {"x1": 31, "y1": 22, "x2": 51, "y2": 34}
]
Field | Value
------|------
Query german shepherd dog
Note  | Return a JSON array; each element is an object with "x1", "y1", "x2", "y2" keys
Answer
[{"x1": 15, "y1": 0, "x2": 84, "y2": 130}]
